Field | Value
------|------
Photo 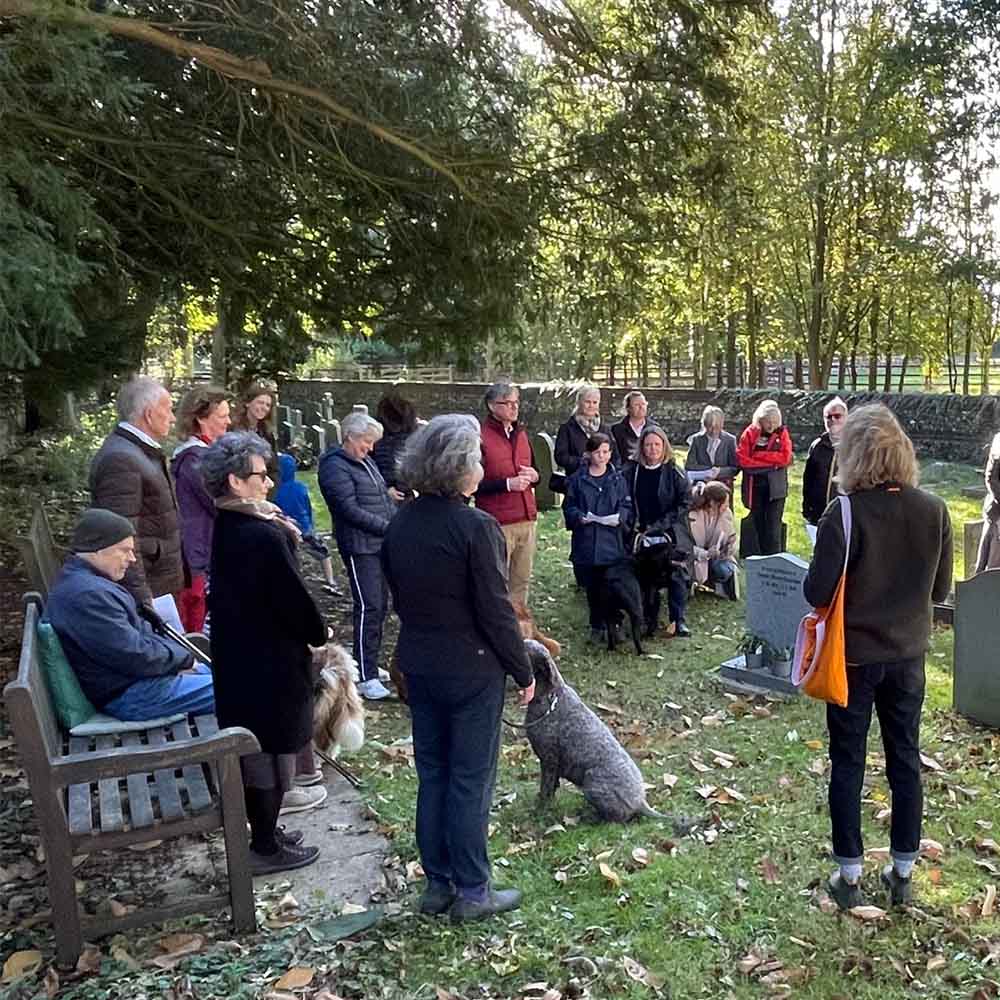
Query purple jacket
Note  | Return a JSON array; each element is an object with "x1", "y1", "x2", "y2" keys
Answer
[{"x1": 170, "y1": 439, "x2": 216, "y2": 575}]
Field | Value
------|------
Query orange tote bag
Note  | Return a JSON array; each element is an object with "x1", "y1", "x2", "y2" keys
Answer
[{"x1": 792, "y1": 495, "x2": 850, "y2": 708}]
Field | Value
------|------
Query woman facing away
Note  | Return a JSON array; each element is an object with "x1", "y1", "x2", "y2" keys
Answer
[
  {"x1": 381, "y1": 415, "x2": 534, "y2": 921},
  {"x1": 803, "y1": 404, "x2": 952, "y2": 910}
]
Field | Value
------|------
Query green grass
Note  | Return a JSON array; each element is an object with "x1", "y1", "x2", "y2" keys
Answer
[
  {"x1": 11, "y1": 455, "x2": 995, "y2": 1000},
  {"x1": 287, "y1": 456, "x2": 998, "y2": 999}
]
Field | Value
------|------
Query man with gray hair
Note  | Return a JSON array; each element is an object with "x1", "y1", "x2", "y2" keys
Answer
[
  {"x1": 475, "y1": 382, "x2": 539, "y2": 606},
  {"x1": 802, "y1": 396, "x2": 848, "y2": 546},
  {"x1": 89, "y1": 376, "x2": 185, "y2": 624}
]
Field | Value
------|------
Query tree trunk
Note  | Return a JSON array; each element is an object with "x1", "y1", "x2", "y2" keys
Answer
[
  {"x1": 664, "y1": 344, "x2": 672, "y2": 388},
  {"x1": 794, "y1": 352, "x2": 805, "y2": 389},
  {"x1": 837, "y1": 352, "x2": 847, "y2": 389},
  {"x1": 963, "y1": 284, "x2": 975, "y2": 395},
  {"x1": 898, "y1": 354, "x2": 908, "y2": 393},
  {"x1": 746, "y1": 284, "x2": 760, "y2": 389},
  {"x1": 726, "y1": 311, "x2": 737, "y2": 387},
  {"x1": 868, "y1": 291, "x2": 880, "y2": 391}
]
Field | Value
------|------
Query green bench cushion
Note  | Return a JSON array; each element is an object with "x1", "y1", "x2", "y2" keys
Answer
[{"x1": 37, "y1": 621, "x2": 185, "y2": 736}]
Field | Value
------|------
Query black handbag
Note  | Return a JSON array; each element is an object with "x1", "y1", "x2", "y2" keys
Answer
[{"x1": 548, "y1": 472, "x2": 567, "y2": 494}]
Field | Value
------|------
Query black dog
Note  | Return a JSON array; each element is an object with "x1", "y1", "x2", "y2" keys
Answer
[
  {"x1": 634, "y1": 539, "x2": 683, "y2": 638},
  {"x1": 600, "y1": 559, "x2": 645, "y2": 654}
]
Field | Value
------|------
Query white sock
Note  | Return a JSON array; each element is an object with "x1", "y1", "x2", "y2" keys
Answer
[
  {"x1": 839, "y1": 863, "x2": 863, "y2": 885},
  {"x1": 893, "y1": 859, "x2": 914, "y2": 879}
]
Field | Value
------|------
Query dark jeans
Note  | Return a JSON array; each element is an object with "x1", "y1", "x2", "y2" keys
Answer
[
  {"x1": 751, "y1": 476, "x2": 785, "y2": 555},
  {"x1": 827, "y1": 656, "x2": 925, "y2": 865},
  {"x1": 342, "y1": 552, "x2": 388, "y2": 682},
  {"x1": 574, "y1": 564, "x2": 607, "y2": 629},
  {"x1": 407, "y1": 670, "x2": 505, "y2": 891}
]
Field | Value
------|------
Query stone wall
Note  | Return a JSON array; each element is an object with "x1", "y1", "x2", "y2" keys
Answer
[{"x1": 279, "y1": 379, "x2": 1000, "y2": 464}]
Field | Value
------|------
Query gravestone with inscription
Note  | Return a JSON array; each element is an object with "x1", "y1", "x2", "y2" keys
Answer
[
  {"x1": 953, "y1": 569, "x2": 1000, "y2": 728},
  {"x1": 719, "y1": 553, "x2": 811, "y2": 695}
]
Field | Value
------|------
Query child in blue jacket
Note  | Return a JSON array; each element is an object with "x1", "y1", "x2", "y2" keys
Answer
[{"x1": 274, "y1": 452, "x2": 339, "y2": 593}]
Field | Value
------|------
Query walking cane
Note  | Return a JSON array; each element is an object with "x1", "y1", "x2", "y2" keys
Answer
[{"x1": 137, "y1": 605, "x2": 363, "y2": 788}]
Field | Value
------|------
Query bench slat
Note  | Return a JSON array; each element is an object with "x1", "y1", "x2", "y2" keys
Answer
[
  {"x1": 170, "y1": 720, "x2": 213, "y2": 814},
  {"x1": 67, "y1": 736, "x2": 93, "y2": 837},
  {"x1": 145, "y1": 727, "x2": 185, "y2": 822},
  {"x1": 120, "y1": 732, "x2": 155, "y2": 829},
  {"x1": 96, "y1": 735, "x2": 124, "y2": 833},
  {"x1": 194, "y1": 714, "x2": 218, "y2": 738}
]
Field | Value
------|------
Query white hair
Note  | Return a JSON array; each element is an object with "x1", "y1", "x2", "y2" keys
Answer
[
  {"x1": 117, "y1": 376, "x2": 168, "y2": 423},
  {"x1": 752, "y1": 399, "x2": 782, "y2": 427},
  {"x1": 341, "y1": 412, "x2": 383, "y2": 441},
  {"x1": 575, "y1": 385, "x2": 600, "y2": 409},
  {"x1": 823, "y1": 396, "x2": 848, "y2": 419}
]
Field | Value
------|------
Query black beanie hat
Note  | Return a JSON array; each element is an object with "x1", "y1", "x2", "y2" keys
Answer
[{"x1": 70, "y1": 509, "x2": 135, "y2": 553}]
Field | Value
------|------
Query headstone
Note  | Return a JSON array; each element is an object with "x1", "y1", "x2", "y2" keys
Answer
[
  {"x1": 301, "y1": 402, "x2": 320, "y2": 427},
  {"x1": 324, "y1": 419, "x2": 342, "y2": 447},
  {"x1": 322, "y1": 393, "x2": 335, "y2": 422},
  {"x1": 954, "y1": 570, "x2": 1000, "y2": 727},
  {"x1": 719, "y1": 553, "x2": 811, "y2": 696},
  {"x1": 307, "y1": 424, "x2": 326, "y2": 455},
  {"x1": 533, "y1": 432, "x2": 561, "y2": 510},
  {"x1": 964, "y1": 520, "x2": 982, "y2": 578}
]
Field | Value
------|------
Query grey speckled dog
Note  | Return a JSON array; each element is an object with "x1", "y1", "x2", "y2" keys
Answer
[{"x1": 522, "y1": 639, "x2": 663, "y2": 822}]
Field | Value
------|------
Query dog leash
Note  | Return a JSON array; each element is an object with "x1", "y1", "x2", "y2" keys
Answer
[{"x1": 503, "y1": 692, "x2": 560, "y2": 730}]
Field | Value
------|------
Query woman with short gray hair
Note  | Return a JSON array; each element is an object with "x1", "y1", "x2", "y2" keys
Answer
[
  {"x1": 685, "y1": 404, "x2": 738, "y2": 492},
  {"x1": 382, "y1": 415, "x2": 534, "y2": 921},
  {"x1": 554, "y1": 385, "x2": 621, "y2": 479},
  {"x1": 318, "y1": 412, "x2": 397, "y2": 699},
  {"x1": 206, "y1": 431, "x2": 327, "y2": 876}
]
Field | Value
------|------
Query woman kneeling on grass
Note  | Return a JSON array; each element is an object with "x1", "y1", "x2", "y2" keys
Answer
[
  {"x1": 381, "y1": 415, "x2": 535, "y2": 922},
  {"x1": 803, "y1": 404, "x2": 952, "y2": 910}
]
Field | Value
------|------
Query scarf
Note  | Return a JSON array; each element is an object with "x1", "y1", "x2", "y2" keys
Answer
[
  {"x1": 214, "y1": 495, "x2": 302, "y2": 544},
  {"x1": 574, "y1": 413, "x2": 602, "y2": 435}
]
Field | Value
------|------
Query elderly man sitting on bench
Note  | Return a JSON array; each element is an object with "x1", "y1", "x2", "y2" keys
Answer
[{"x1": 46, "y1": 509, "x2": 215, "y2": 721}]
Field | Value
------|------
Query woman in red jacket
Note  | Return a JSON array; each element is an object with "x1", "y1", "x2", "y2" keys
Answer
[{"x1": 736, "y1": 400, "x2": 793, "y2": 556}]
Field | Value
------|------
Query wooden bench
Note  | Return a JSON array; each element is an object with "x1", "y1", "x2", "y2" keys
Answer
[
  {"x1": 3, "y1": 594, "x2": 261, "y2": 967},
  {"x1": 15, "y1": 505, "x2": 64, "y2": 600}
]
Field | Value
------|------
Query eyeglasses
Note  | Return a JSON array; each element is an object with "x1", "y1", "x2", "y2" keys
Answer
[{"x1": 244, "y1": 471, "x2": 271, "y2": 482}]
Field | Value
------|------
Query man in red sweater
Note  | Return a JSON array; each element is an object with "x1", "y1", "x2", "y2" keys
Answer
[{"x1": 476, "y1": 382, "x2": 538, "y2": 606}]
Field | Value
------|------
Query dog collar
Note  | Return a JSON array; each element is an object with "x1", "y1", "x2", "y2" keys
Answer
[{"x1": 503, "y1": 691, "x2": 560, "y2": 730}]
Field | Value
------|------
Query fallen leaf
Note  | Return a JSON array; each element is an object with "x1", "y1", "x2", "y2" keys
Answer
[
  {"x1": 979, "y1": 840, "x2": 1000, "y2": 857},
  {"x1": 341, "y1": 902, "x2": 367, "y2": 915},
  {"x1": 152, "y1": 933, "x2": 204, "y2": 969},
  {"x1": 275, "y1": 967, "x2": 314, "y2": 990},
  {"x1": 920, "y1": 753, "x2": 945, "y2": 772},
  {"x1": 631, "y1": 847, "x2": 650, "y2": 867},
  {"x1": 805, "y1": 739, "x2": 824, "y2": 750},
  {"x1": 926, "y1": 955, "x2": 947, "y2": 972},
  {"x1": 661, "y1": 773, "x2": 678, "y2": 789},
  {"x1": 760, "y1": 857, "x2": 781, "y2": 884},
  {"x1": 737, "y1": 951, "x2": 764, "y2": 974},
  {"x1": 920, "y1": 838, "x2": 945, "y2": 860},
  {"x1": 849, "y1": 904, "x2": 888, "y2": 921},
  {"x1": 984, "y1": 885, "x2": 998, "y2": 919},
  {"x1": 2, "y1": 950, "x2": 43, "y2": 983},
  {"x1": 43, "y1": 966, "x2": 59, "y2": 998},
  {"x1": 928, "y1": 868, "x2": 943, "y2": 884},
  {"x1": 599, "y1": 862, "x2": 621, "y2": 888},
  {"x1": 622, "y1": 955, "x2": 663, "y2": 990},
  {"x1": 405, "y1": 860, "x2": 425, "y2": 882},
  {"x1": 75, "y1": 944, "x2": 101, "y2": 975},
  {"x1": 110, "y1": 944, "x2": 139, "y2": 970},
  {"x1": 695, "y1": 784, "x2": 717, "y2": 799}
]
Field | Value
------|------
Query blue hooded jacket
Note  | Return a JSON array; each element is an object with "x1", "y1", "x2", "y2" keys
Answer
[{"x1": 273, "y1": 452, "x2": 314, "y2": 535}]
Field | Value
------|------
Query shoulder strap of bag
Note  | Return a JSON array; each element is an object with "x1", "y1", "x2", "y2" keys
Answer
[{"x1": 837, "y1": 494, "x2": 852, "y2": 575}]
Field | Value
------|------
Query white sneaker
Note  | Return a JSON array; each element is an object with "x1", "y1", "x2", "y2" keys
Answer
[
  {"x1": 293, "y1": 769, "x2": 324, "y2": 787},
  {"x1": 378, "y1": 667, "x2": 390, "y2": 682},
  {"x1": 357, "y1": 679, "x2": 392, "y2": 700},
  {"x1": 279, "y1": 785, "x2": 328, "y2": 815}
]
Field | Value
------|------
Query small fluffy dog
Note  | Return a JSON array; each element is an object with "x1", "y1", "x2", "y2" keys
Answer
[
  {"x1": 523, "y1": 639, "x2": 663, "y2": 822},
  {"x1": 311, "y1": 642, "x2": 365, "y2": 757},
  {"x1": 389, "y1": 600, "x2": 561, "y2": 704}
]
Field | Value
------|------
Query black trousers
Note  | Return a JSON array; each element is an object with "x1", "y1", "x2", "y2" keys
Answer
[
  {"x1": 342, "y1": 552, "x2": 388, "y2": 682},
  {"x1": 750, "y1": 476, "x2": 785, "y2": 556},
  {"x1": 826, "y1": 656, "x2": 925, "y2": 865},
  {"x1": 575, "y1": 564, "x2": 608, "y2": 629},
  {"x1": 407, "y1": 670, "x2": 505, "y2": 891}
]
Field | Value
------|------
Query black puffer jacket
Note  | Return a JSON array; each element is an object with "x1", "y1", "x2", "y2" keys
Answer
[
  {"x1": 802, "y1": 432, "x2": 837, "y2": 525},
  {"x1": 318, "y1": 446, "x2": 396, "y2": 555}
]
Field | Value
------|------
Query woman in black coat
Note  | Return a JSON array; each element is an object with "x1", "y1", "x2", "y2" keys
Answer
[
  {"x1": 372, "y1": 390, "x2": 418, "y2": 497},
  {"x1": 624, "y1": 426, "x2": 694, "y2": 636},
  {"x1": 203, "y1": 431, "x2": 327, "y2": 877},
  {"x1": 554, "y1": 385, "x2": 621, "y2": 477},
  {"x1": 381, "y1": 415, "x2": 535, "y2": 923}
]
